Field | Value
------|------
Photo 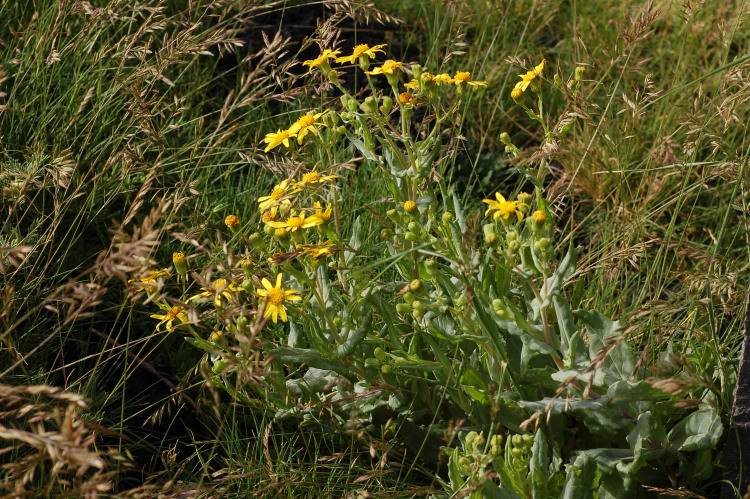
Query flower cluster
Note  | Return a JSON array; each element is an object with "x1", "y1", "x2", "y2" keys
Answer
[{"x1": 511, "y1": 60, "x2": 545, "y2": 100}]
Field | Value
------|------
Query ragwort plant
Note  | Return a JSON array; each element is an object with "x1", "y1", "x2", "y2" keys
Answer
[{"x1": 135, "y1": 44, "x2": 724, "y2": 497}]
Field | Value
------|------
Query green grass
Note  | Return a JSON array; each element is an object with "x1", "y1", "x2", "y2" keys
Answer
[{"x1": 1, "y1": 0, "x2": 749, "y2": 496}]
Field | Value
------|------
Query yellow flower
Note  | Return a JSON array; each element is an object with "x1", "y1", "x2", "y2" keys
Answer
[
  {"x1": 399, "y1": 92, "x2": 415, "y2": 105},
  {"x1": 263, "y1": 129, "x2": 296, "y2": 153},
  {"x1": 150, "y1": 303, "x2": 188, "y2": 332},
  {"x1": 433, "y1": 73, "x2": 452, "y2": 85},
  {"x1": 209, "y1": 330, "x2": 223, "y2": 342},
  {"x1": 513, "y1": 60, "x2": 545, "y2": 94},
  {"x1": 404, "y1": 79, "x2": 420, "y2": 90},
  {"x1": 314, "y1": 201, "x2": 332, "y2": 223},
  {"x1": 452, "y1": 71, "x2": 487, "y2": 87},
  {"x1": 257, "y1": 273, "x2": 301, "y2": 323},
  {"x1": 186, "y1": 278, "x2": 243, "y2": 307},
  {"x1": 335, "y1": 43, "x2": 387, "y2": 64},
  {"x1": 258, "y1": 179, "x2": 300, "y2": 213},
  {"x1": 261, "y1": 206, "x2": 279, "y2": 223},
  {"x1": 288, "y1": 109, "x2": 329, "y2": 144},
  {"x1": 128, "y1": 269, "x2": 171, "y2": 293},
  {"x1": 420, "y1": 72, "x2": 435, "y2": 84},
  {"x1": 268, "y1": 211, "x2": 324, "y2": 232},
  {"x1": 302, "y1": 49, "x2": 341, "y2": 70},
  {"x1": 365, "y1": 59, "x2": 403, "y2": 75},
  {"x1": 224, "y1": 214, "x2": 240, "y2": 229},
  {"x1": 482, "y1": 192, "x2": 523, "y2": 221},
  {"x1": 296, "y1": 170, "x2": 337, "y2": 188},
  {"x1": 403, "y1": 200, "x2": 417, "y2": 213},
  {"x1": 532, "y1": 210, "x2": 546, "y2": 223},
  {"x1": 297, "y1": 241, "x2": 337, "y2": 262},
  {"x1": 511, "y1": 87, "x2": 523, "y2": 100}
]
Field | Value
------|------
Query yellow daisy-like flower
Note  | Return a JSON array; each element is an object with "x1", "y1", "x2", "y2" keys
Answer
[
  {"x1": 314, "y1": 201, "x2": 332, "y2": 223},
  {"x1": 513, "y1": 59, "x2": 545, "y2": 94},
  {"x1": 365, "y1": 59, "x2": 403, "y2": 75},
  {"x1": 186, "y1": 278, "x2": 243, "y2": 308},
  {"x1": 335, "y1": 43, "x2": 387, "y2": 64},
  {"x1": 404, "y1": 79, "x2": 420, "y2": 90},
  {"x1": 433, "y1": 73, "x2": 453, "y2": 85},
  {"x1": 452, "y1": 71, "x2": 487, "y2": 87},
  {"x1": 288, "y1": 109, "x2": 329, "y2": 144},
  {"x1": 297, "y1": 240, "x2": 337, "y2": 262},
  {"x1": 482, "y1": 192, "x2": 524, "y2": 221},
  {"x1": 150, "y1": 303, "x2": 188, "y2": 332},
  {"x1": 257, "y1": 273, "x2": 301, "y2": 323},
  {"x1": 263, "y1": 129, "x2": 297, "y2": 153},
  {"x1": 268, "y1": 211, "x2": 324, "y2": 232},
  {"x1": 258, "y1": 179, "x2": 300, "y2": 213},
  {"x1": 128, "y1": 269, "x2": 171, "y2": 293},
  {"x1": 511, "y1": 88, "x2": 523, "y2": 100},
  {"x1": 296, "y1": 170, "x2": 337, "y2": 187},
  {"x1": 302, "y1": 49, "x2": 341, "y2": 70}
]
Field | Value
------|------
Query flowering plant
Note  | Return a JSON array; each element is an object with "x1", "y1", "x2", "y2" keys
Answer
[{"x1": 130, "y1": 45, "x2": 722, "y2": 497}]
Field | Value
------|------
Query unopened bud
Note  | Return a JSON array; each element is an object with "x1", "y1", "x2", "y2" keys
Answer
[
  {"x1": 380, "y1": 96, "x2": 393, "y2": 115},
  {"x1": 409, "y1": 279, "x2": 421, "y2": 292},
  {"x1": 424, "y1": 259, "x2": 438, "y2": 276},
  {"x1": 249, "y1": 232, "x2": 265, "y2": 252},
  {"x1": 241, "y1": 259, "x2": 254, "y2": 276},
  {"x1": 499, "y1": 132, "x2": 512, "y2": 145},
  {"x1": 172, "y1": 252, "x2": 187, "y2": 277},
  {"x1": 374, "y1": 347, "x2": 387, "y2": 361},
  {"x1": 442, "y1": 212, "x2": 454, "y2": 224},
  {"x1": 395, "y1": 302, "x2": 412, "y2": 313},
  {"x1": 575, "y1": 66, "x2": 586, "y2": 82}
]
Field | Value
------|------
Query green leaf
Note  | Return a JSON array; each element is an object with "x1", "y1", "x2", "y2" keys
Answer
[
  {"x1": 666, "y1": 407, "x2": 723, "y2": 452},
  {"x1": 270, "y1": 347, "x2": 350, "y2": 375},
  {"x1": 344, "y1": 130, "x2": 379, "y2": 162},
  {"x1": 553, "y1": 294, "x2": 586, "y2": 366},
  {"x1": 529, "y1": 429, "x2": 550, "y2": 498},
  {"x1": 574, "y1": 309, "x2": 634, "y2": 381},
  {"x1": 559, "y1": 453, "x2": 597, "y2": 499},
  {"x1": 334, "y1": 313, "x2": 371, "y2": 358}
]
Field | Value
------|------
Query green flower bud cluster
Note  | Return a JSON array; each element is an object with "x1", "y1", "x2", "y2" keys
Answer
[{"x1": 509, "y1": 433, "x2": 534, "y2": 474}]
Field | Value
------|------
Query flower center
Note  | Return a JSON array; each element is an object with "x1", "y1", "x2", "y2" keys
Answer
[
  {"x1": 353, "y1": 44, "x2": 368, "y2": 56},
  {"x1": 521, "y1": 71, "x2": 537, "y2": 83},
  {"x1": 454, "y1": 72, "x2": 470, "y2": 83},
  {"x1": 297, "y1": 115, "x2": 315, "y2": 128},
  {"x1": 167, "y1": 307, "x2": 181, "y2": 320},
  {"x1": 268, "y1": 287, "x2": 285, "y2": 305},
  {"x1": 270, "y1": 186, "x2": 286, "y2": 200},
  {"x1": 286, "y1": 217, "x2": 304, "y2": 229},
  {"x1": 262, "y1": 210, "x2": 277, "y2": 222}
]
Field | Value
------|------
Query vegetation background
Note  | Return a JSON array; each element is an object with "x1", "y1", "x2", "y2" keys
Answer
[{"x1": 1, "y1": 0, "x2": 748, "y2": 496}]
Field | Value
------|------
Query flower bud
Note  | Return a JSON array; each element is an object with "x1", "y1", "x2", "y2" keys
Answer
[
  {"x1": 441, "y1": 212, "x2": 454, "y2": 224},
  {"x1": 364, "y1": 358, "x2": 380, "y2": 368},
  {"x1": 345, "y1": 97, "x2": 358, "y2": 113},
  {"x1": 403, "y1": 200, "x2": 417, "y2": 213},
  {"x1": 512, "y1": 434, "x2": 524, "y2": 446},
  {"x1": 212, "y1": 359, "x2": 229, "y2": 375},
  {"x1": 404, "y1": 231, "x2": 418, "y2": 242},
  {"x1": 534, "y1": 238, "x2": 551, "y2": 251},
  {"x1": 380, "y1": 96, "x2": 393, "y2": 115},
  {"x1": 249, "y1": 232, "x2": 265, "y2": 252},
  {"x1": 374, "y1": 347, "x2": 387, "y2": 361},
  {"x1": 553, "y1": 73, "x2": 563, "y2": 87},
  {"x1": 291, "y1": 229, "x2": 304, "y2": 244},
  {"x1": 411, "y1": 308, "x2": 423, "y2": 319},
  {"x1": 409, "y1": 279, "x2": 421, "y2": 292},
  {"x1": 264, "y1": 223, "x2": 276, "y2": 236},
  {"x1": 210, "y1": 330, "x2": 223, "y2": 342},
  {"x1": 483, "y1": 224, "x2": 498, "y2": 247},
  {"x1": 241, "y1": 278, "x2": 253, "y2": 294},
  {"x1": 381, "y1": 364, "x2": 392, "y2": 374},
  {"x1": 327, "y1": 69, "x2": 339, "y2": 84},
  {"x1": 380, "y1": 228, "x2": 394, "y2": 239},
  {"x1": 172, "y1": 252, "x2": 187, "y2": 277},
  {"x1": 241, "y1": 259, "x2": 254, "y2": 276},
  {"x1": 508, "y1": 240, "x2": 521, "y2": 253},
  {"x1": 575, "y1": 66, "x2": 586, "y2": 82},
  {"x1": 411, "y1": 64, "x2": 423, "y2": 81},
  {"x1": 532, "y1": 210, "x2": 546, "y2": 234},
  {"x1": 511, "y1": 87, "x2": 523, "y2": 101},
  {"x1": 412, "y1": 300, "x2": 424, "y2": 313},
  {"x1": 335, "y1": 125, "x2": 347, "y2": 135},
  {"x1": 517, "y1": 192, "x2": 532, "y2": 209},
  {"x1": 407, "y1": 221, "x2": 419, "y2": 233},
  {"x1": 506, "y1": 230, "x2": 519, "y2": 243},
  {"x1": 395, "y1": 302, "x2": 412, "y2": 313},
  {"x1": 360, "y1": 96, "x2": 378, "y2": 114},
  {"x1": 224, "y1": 214, "x2": 240, "y2": 233},
  {"x1": 386, "y1": 209, "x2": 400, "y2": 222},
  {"x1": 499, "y1": 132, "x2": 512, "y2": 145},
  {"x1": 402, "y1": 292, "x2": 415, "y2": 303}
]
